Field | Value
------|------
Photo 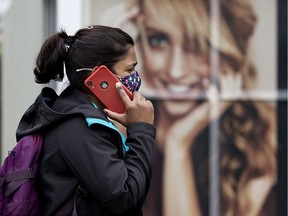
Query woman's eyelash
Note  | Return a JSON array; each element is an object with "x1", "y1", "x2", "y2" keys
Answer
[{"x1": 128, "y1": 68, "x2": 136, "y2": 72}]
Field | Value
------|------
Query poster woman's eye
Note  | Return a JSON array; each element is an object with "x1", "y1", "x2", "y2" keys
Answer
[{"x1": 147, "y1": 33, "x2": 169, "y2": 49}]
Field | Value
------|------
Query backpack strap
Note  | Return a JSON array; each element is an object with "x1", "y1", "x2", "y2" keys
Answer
[
  {"x1": 55, "y1": 185, "x2": 87, "y2": 216},
  {"x1": 2, "y1": 168, "x2": 34, "y2": 197}
]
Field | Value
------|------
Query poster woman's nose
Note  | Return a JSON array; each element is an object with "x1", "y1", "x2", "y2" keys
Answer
[{"x1": 168, "y1": 46, "x2": 186, "y2": 79}]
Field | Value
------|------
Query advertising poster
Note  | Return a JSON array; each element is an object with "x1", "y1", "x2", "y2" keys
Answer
[{"x1": 90, "y1": 0, "x2": 287, "y2": 215}]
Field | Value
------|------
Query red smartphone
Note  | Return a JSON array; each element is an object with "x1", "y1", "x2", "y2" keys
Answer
[{"x1": 84, "y1": 65, "x2": 133, "y2": 113}]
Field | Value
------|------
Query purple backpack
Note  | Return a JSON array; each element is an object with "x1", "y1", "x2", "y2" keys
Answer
[
  {"x1": 0, "y1": 134, "x2": 85, "y2": 216},
  {"x1": 0, "y1": 134, "x2": 43, "y2": 216}
]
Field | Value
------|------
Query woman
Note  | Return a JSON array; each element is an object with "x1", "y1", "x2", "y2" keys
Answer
[
  {"x1": 16, "y1": 25, "x2": 156, "y2": 215},
  {"x1": 101, "y1": 0, "x2": 277, "y2": 215},
  {"x1": 134, "y1": 0, "x2": 277, "y2": 215}
]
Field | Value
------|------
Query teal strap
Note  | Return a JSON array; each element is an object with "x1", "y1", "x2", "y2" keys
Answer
[
  {"x1": 86, "y1": 118, "x2": 129, "y2": 153},
  {"x1": 87, "y1": 102, "x2": 129, "y2": 153}
]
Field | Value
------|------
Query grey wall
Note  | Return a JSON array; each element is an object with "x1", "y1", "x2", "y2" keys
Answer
[{"x1": 1, "y1": 0, "x2": 44, "y2": 161}]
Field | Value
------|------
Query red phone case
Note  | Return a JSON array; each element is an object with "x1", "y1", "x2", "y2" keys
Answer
[{"x1": 84, "y1": 65, "x2": 132, "y2": 113}]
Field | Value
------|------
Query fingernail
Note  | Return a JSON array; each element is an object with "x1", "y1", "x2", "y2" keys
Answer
[
  {"x1": 130, "y1": 7, "x2": 140, "y2": 16},
  {"x1": 202, "y1": 78, "x2": 210, "y2": 88},
  {"x1": 116, "y1": 82, "x2": 122, "y2": 88}
]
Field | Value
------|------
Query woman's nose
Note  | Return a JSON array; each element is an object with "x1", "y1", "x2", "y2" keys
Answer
[
  {"x1": 168, "y1": 46, "x2": 208, "y2": 81},
  {"x1": 168, "y1": 46, "x2": 186, "y2": 79}
]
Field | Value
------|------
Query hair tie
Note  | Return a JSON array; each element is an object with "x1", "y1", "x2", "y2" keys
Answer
[
  {"x1": 65, "y1": 35, "x2": 74, "y2": 52},
  {"x1": 65, "y1": 35, "x2": 74, "y2": 45}
]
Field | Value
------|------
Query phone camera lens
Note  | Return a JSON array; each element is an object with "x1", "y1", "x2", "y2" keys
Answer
[
  {"x1": 87, "y1": 81, "x2": 93, "y2": 86},
  {"x1": 100, "y1": 81, "x2": 109, "y2": 89}
]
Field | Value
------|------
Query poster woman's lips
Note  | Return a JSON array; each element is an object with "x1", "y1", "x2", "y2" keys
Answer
[
  {"x1": 167, "y1": 84, "x2": 191, "y2": 93},
  {"x1": 155, "y1": 80, "x2": 207, "y2": 99}
]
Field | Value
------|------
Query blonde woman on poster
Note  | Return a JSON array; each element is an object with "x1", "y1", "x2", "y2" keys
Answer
[{"x1": 101, "y1": 0, "x2": 277, "y2": 215}]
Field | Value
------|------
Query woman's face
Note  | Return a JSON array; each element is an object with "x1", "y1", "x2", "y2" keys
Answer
[
  {"x1": 139, "y1": 5, "x2": 209, "y2": 117},
  {"x1": 113, "y1": 46, "x2": 138, "y2": 77}
]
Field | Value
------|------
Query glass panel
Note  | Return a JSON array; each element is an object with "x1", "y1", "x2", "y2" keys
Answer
[{"x1": 90, "y1": 0, "x2": 286, "y2": 215}]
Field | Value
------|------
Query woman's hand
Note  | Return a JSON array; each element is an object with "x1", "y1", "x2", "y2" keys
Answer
[
  {"x1": 162, "y1": 73, "x2": 243, "y2": 216},
  {"x1": 100, "y1": 4, "x2": 140, "y2": 40},
  {"x1": 159, "y1": 73, "x2": 243, "y2": 152},
  {"x1": 100, "y1": 4, "x2": 139, "y2": 27},
  {"x1": 104, "y1": 82, "x2": 154, "y2": 127}
]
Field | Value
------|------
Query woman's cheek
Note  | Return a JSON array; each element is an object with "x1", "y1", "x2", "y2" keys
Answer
[{"x1": 144, "y1": 50, "x2": 169, "y2": 75}]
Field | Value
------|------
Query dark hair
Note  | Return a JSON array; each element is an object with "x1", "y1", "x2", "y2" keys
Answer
[{"x1": 34, "y1": 25, "x2": 134, "y2": 89}]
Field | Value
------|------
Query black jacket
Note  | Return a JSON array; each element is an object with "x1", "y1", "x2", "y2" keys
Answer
[{"x1": 16, "y1": 86, "x2": 156, "y2": 216}]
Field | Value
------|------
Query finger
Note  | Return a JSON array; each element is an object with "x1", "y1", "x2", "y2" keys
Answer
[
  {"x1": 116, "y1": 82, "x2": 132, "y2": 105},
  {"x1": 235, "y1": 73, "x2": 242, "y2": 90},
  {"x1": 173, "y1": 100, "x2": 231, "y2": 143},
  {"x1": 221, "y1": 73, "x2": 243, "y2": 91},
  {"x1": 116, "y1": 7, "x2": 140, "y2": 26},
  {"x1": 220, "y1": 73, "x2": 243, "y2": 100},
  {"x1": 140, "y1": 96, "x2": 147, "y2": 101},
  {"x1": 201, "y1": 77, "x2": 210, "y2": 89},
  {"x1": 132, "y1": 91, "x2": 146, "y2": 101},
  {"x1": 146, "y1": 99, "x2": 153, "y2": 108},
  {"x1": 103, "y1": 108, "x2": 124, "y2": 125},
  {"x1": 100, "y1": 5, "x2": 140, "y2": 28},
  {"x1": 207, "y1": 84, "x2": 219, "y2": 104},
  {"x1": 136, "y1": 16, "x2": 151, "y2": 54}
]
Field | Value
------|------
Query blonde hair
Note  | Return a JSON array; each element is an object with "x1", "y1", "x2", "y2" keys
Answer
[
  {"x1": 129, "y1": 0, "x2": 258, "y2": 88},
  {"x1": 220, "y1": 102, "x2": 276, "y2": 215}
]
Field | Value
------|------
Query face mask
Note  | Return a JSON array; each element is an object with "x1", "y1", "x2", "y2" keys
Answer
[
  {"x1": 76, "y1": 67, "x2": 142, "y2": 93},
  {"x1": 118, "y1": 71, "x2": 142, "y2": 93}
]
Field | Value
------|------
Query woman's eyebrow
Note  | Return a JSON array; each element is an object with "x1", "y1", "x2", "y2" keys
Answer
[{"x1": 127, "y1": 62, "x2": 138, "y2": 69}]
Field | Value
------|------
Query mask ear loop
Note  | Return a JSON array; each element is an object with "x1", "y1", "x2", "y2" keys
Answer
[
  {"x1": 76, "y1": 66, "x2": 99, "y2": 73},
  {"x1": 76, "y1": 68, "x2": 93, "y2": 72}
]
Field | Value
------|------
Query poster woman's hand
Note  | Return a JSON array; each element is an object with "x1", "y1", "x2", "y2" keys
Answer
[
  {"x1": 163, "y1": 73, "x2": 242, "y2": 152},
  {"x1": 162, "y1": 73, "x2": 242, "y2": 216},
  {"x1": 100, "y1": 4, "x2": 140, "y2": 39}
]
